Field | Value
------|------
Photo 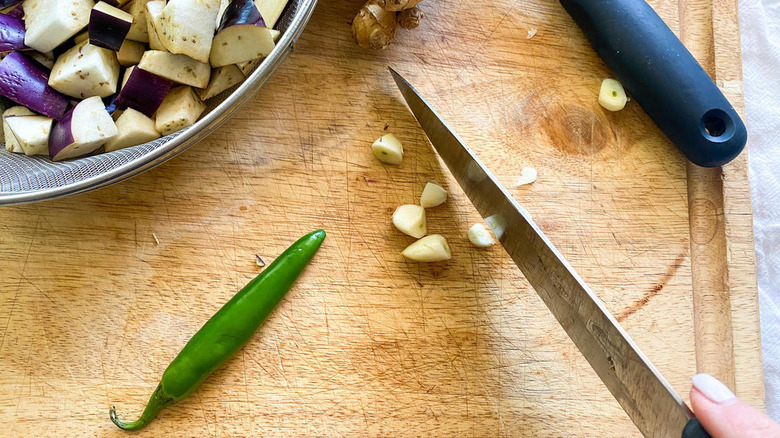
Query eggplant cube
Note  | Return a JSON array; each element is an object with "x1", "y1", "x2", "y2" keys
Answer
[
  {"x1": 154, "y1": 86, "x2": 205, "y2": 136},
  {"x1": 123, "y1": 0, "x2": 151, "y2": 42},
  {"x1": 210, "y1": 25, "x2": 274, "y2": 67},
  {"x1": 49, "y1": 95, "x2": 118, "y2": 161},
  {"x1": 3, "y1": 105, "x2": 33, "y2": 153},
  {"x1": 157, "y1": 0, "x2": 220, "y2": 63},
  {"x1": 145, "y1": 0, "x2": 165, "y2": 51},
  {"x1": 89, "y1": 1, "x2": 134, "y2": 51},
  {"x1": 116, "y1": 39, "x2": 144, "y2": 66},
  {"x1": 254, "y1": 0, "x2": 288, "y2": 29},
  {"x1": 104, "y1": 107, "x2": 159, "y2": 151},
  {"x1": 137, "y1": 50, "x2": 210, "y2": 88},
  {"x1": 114, "y1": 66, "x2": 171, "y2": 117},
  {"x1": 197, "y1": 64, "x2": 244, "y2": 100},
  {"x1": 49, "y1": 40, "x2": 120, "y2": 99},
  {"x1": 0, "y1": 52, "x2": 69, "y2": 119},
  {"x1": 5, "y1": 114, "x2": 53, "y2": 156},
  {"x1": 22, "y1": 0, "x2": 94, "y2": 53},
  {"x1": 0, "y1": 13, "x2": 28, "y2": 52}
]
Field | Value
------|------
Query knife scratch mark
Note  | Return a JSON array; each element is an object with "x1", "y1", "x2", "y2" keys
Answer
[{"x1": 616, "y1": 252, "x2": 686, "y2": 322}]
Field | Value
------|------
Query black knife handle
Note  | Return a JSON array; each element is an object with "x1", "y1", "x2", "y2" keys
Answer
[
  {"x1": 559, "y1": 0, "x2": 747, "y2": 167},
  {"x1": 682, "y1": 418, "x2": 712, "y2": 438}
]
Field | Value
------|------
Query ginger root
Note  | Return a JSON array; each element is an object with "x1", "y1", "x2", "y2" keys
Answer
[{"x1": 352, "y1": 0, "x2": 424, "y2": 49}]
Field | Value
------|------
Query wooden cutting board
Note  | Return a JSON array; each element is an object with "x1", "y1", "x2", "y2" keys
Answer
[{"x1": 0, "y1": 0, "x2": 763, "y2": 436}]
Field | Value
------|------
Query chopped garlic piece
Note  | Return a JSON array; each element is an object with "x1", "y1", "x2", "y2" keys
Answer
[
  {"x1": 516, "y1": 167, "x2": 537, "y2": 187},
  {"x1": 485, "y1": 214, "x2": 507, "y2": 240},
  {"x1": 402, "y1": 234, "x2": 451, "y2": 262},
  {"x1": 599, "y1": 79, "x2": 627, "y2": 112},
  {"x1": 420, "y1": 182, "x2": 447, "y2": 208},
  {"x1": 372, "y1": 133, "x2": 403, "y2": 164},
  {"x1": 392, "y1": 204, "x2": 427, "y2": 238},
  {"x1": 468, "y1": 223, "x2": 496, "y2": 248},
  {"x1": 527, "y1": 28, "x2": 537, "y2": 39}
]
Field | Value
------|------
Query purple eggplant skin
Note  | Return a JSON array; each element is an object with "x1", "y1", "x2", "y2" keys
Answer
[
  {"x1": 0, "y1": 0, "x2": 20, "y2": 9},
  {"x1": 218, "y1": 0, "x2": 265, "y2": 32},
  {"x1": 115, "y1": 68, "x2": 171, "y2": 117},
  {"x1": 48, "y1": 106, "x2": 76, "y2": 159},
  {"x1": 3, "y1": 2, "x2": 23, "y2": 18},
  {"x1": 0, "y1": 13, "x2": 26, "y2": 51},
  {"x1": 0, "y1": 52, "x2": 69, "y2": 119},
  {"x1": 103, "y1": 93, "x2": 124, "y2": 115},
  {"x1": 89, "y1": 4, "x2": 133, "y2": 51}
]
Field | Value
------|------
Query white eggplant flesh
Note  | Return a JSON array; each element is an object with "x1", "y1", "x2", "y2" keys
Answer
[
  {"x1": 145, "y1": 0, "x2": 165, "y2": 51},
  {"x1": 197, "y1": 65, "x2": 244, "y2": 100},
  {"x1": 116, "y1": 39, "x2": 144, "y2": 66},
  {"x1": 210, "y1": 25, "x2": 274, "y2": 67},
  {"x1": 48, "y1": 40, "x2": 120, "y2": 99},
  {"x1": 4, "y1": 114, "x2": 53, "y2": 156},
  {"x1": 3, "y1": 105, "x2": 33, "y2": 153},
  {"x1": 28, "y1": 51, "x2": 54, "y2": 69},
  {"x1": 157, "y1": 0, "x2": 220, "y2": 63},
  {"x1": 154, "y1": 86, "x2": 205, "y2": 136},
  {"x1": 137, "y1": 50, "x2": 210, "y2": 88},
  {"x1": 254, "y1": 0, "x2": 287, "y2": 28},
  {"x1": 48, "y1": 96, "x2": 118, "y2": 161},
  {"x1": 123, "y1": 0, "x2": 151, "y2": 42},
  {"x1": 104, "y1": 108, "x2": 159, "y2": 151},
  {"x1": 216, "y1": 0, "x2": 229, "y2": 27},
  {"x1": 22, "y1": 0, "x2": 94, "y2": 52}
]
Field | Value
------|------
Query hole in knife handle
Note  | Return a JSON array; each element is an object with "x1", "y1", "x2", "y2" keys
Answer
[{"x1": 700, "y1": 109, "x2": 734, "y2": 142}]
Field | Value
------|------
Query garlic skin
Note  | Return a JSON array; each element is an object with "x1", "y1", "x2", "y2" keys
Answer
[
  {"x1": 401, "y1": 234, "x2": 451, "y2": 262},
  {"x1": 420, "y1": 182, "x2": 447, "y2": 208},
  {"x1": 516, "y1": 167, "x2": 537, "y2": 187},
  {"x1": 468, "y1": 223, "x2": 496, "y2": 248},
  {"x1": 372, "y1": 133, "x2": 404, "y2": 164},
  {"x1": 599, "y1": 78, "x2": 627, "y2": 112},
  {"x1": 392, "y1": 204, "x2": 427, "y2": 238}
]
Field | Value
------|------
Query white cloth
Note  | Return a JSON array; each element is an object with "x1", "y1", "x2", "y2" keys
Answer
[{"x1": 740, "y1": 0, "x2": 780, "y2": 421}]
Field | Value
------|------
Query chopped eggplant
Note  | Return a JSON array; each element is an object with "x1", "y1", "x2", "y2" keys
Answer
[
  {"x1": 137, "y1": 50, "x2": 210, "y2": 88},
  {"x1": 219, "y1": 0, "x2": 263, "y2": 28},
  {"x1": 0, "y1": 12, "x2": 26, "y2": 51},
  {"x1": 156, "y1": 0, "x2": 220, "y2": 63},
  {"x1": 154, "y1": 85, "x2": 204, "y2": 136},
  {"x1": 197, "y1": 64, "x2": 244, "y2": 100},
  {"x1": 2, "y1": 2, "x2": 23, "y2": 18},
  {"x1": 89, "y1": 1, "x2": 133, "y2": 51},
  {"x1": 122, "y1": 0, "x2": 150, "y2": 42},
  {"x1": 49, "y1": 40, "x2": 120, "y2": 99},
  {"x1": 114, "y1": 66, "x2": 171, "y2": 117},
  {"x1": 104, "y1": 107, "x2": 159, "y2": 151},
  {"x1": 49, "y1": 95, "x2": 117, "y2": 161},
  {"x1": 5, "y1": 114, "x2": 53, "y2": 155},
  {"x1": 144, "y1": 0, "x2": 165, "y2": 51},
  {"x1": 22, "y1": 0, "x2": 94, "y2": 52},
  {"x1": 116, "y1": 39, "x2": 144, "y2": 66},
  {"x1": 254, "y1": 0, "x2": 288, "y2": 29},
  {"x1": 237, "y1": 58, "x2": 260, "y2": 75},
  {"x1": 28, "y1": 50, "x2": 54, "y2": 69},
  {"x1": 3, "y1": 105, "x2": 33, "y2": 152},
  {"x1": 102, "y1": 0, "x2": 130, "y2": 7},
  {"x1": 0, "y1": 52, "x2": 69, "y2": 119},
  {"x1": 215, "y1": 0, "x2": 229, "y2": 27},
  {"x1": 211, "y1": 26, "x2": 274, "y2": 67},
  {"x1": 73, "y1": 30, "x2": 89, "y2": 44}
]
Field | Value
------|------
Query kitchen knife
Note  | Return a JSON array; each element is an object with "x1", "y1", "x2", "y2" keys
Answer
[
  {"x1": 560, "y1": 0, "x2": 746, "y2": 167},
  {"x1": 390, "y1": 68, "x2": 710, "y2": 438}
]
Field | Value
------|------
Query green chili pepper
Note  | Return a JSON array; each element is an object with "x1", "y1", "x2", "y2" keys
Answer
[{"x1": 109, "y1": 229, "x2": 326, "y2": 431}]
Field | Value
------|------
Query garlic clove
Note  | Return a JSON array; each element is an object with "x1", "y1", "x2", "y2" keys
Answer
[
  {"x1": 372, "y1": 133, "x2": 403, "y2": 164},
  {"x1": 392, "y1": 204, "x2": 426, "y2": 238},
  {"x1": 516, "y1": 167, "x2": 537, "y2": 187},
  {"x1": 467, "y1": 223, "x2": 496, "y2": 248},
  {"x1": 420, "y1": 182, "x2": 447, "y2": 208},
  {"x1": 599, "y1": 78, "x2": 627, "y2": 112},
  {"x1": 401, "y1": 234, "x2": 451, "y2": 262},
  {"x1": 485, "y1": 214, "x2": 507, "y2": 240}
]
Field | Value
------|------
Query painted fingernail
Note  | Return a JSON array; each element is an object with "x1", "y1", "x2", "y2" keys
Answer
[{"x1": 692, "y1": 373, "x2": 736, "y2": 403}]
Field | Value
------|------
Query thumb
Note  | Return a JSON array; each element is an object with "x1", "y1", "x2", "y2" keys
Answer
[{"x1": 689, "y1": 373, "x2": 780, "y2": 438}]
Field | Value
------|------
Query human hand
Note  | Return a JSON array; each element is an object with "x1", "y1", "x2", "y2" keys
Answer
[{"x1": 690, "y1": 373, "x2": 780, "y2": 438}]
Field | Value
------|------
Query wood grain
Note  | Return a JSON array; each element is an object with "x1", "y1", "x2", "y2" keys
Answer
[{"x1": 0, "y1": 0, "x2": 762, "y2": 436}]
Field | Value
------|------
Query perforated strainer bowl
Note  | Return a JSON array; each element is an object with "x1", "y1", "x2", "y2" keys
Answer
[{"x1": 0, "y1": 0, "x2": 317, "y2": 205}]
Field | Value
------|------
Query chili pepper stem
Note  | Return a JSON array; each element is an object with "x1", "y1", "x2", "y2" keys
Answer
[{"x1": 110, "y1": 384, "x2": 174, "y2": 431}]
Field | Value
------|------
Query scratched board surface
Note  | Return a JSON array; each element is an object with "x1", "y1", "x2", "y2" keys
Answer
[{"x1": 0, "y1": 0, "x2": 762, "y2": 436}]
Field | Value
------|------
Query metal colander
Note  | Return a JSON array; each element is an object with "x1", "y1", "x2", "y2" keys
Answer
[{"x1": 0, "y1": 0, "x2": 317, "y2": 205}]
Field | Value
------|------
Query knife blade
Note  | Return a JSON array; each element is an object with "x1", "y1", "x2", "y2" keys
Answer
[{"x1": 389, "y1": 68, "x2": 709, "y2": 438}]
